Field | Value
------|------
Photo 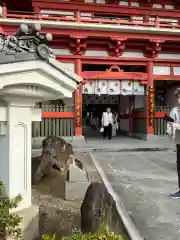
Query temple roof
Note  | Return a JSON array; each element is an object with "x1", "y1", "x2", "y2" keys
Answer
[
  {"x1": 0, "y1": 23, "x2": 81, "y2": 83},
  {"x1": 0, "y1": 23, "x2": 82, "y2": 100},
  {"x1": 0, "y1": 23, "x2": 55, "y2": 64}
]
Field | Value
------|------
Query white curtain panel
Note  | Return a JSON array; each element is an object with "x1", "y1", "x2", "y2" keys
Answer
[
  {"x1": 83, "y1": 80, "x2": 95, "y2": 94},
  {"x1": 83, "y1": 80, "x2": 144, "y2": 95},
  {"x1": 107, "y1": 80, "x2": 121, "y2": 95},
  {"x1": 94, "y1": 80, "x2": 102, "y2": 95},
  {"x1": 99, "y1": 80, "x2": 108, "y2": 94},
  {"x1": 120, "y1": 80, "x2": 133, "y2": 95},
  {"x1": 133, "y1": 81, "x2": 144, "y2": 95}
]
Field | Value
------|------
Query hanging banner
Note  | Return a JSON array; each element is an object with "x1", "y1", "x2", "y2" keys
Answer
[
  {"x1": 107, "y1": 80, "x2": 121, "y2": 95},
  {"x1": 120, "y1": 80, "x2": 133, "y2": 95},
  {"x1": 82, "y1": 80, "x2": 95, "y2": 94},
  {"x1": 97, "y1": 80, "x2": 108, "y2": 95},
  {"x1": 82, "y1": 79, "x2": 145, "y2": 95},
  {"x1": 133, "y1": 81, "x2": 145, "y2": 95},
  {"x1": 94, "y1": 80, "x2": 102, "y2": 95}
]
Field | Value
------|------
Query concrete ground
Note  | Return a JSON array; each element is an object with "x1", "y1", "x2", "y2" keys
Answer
[
  {"x1": 32, "y1": 136, "x2": 176, "y2": 153},
  {"x1": 92, "y1": 151, "x2": 180, "y2": 240}
]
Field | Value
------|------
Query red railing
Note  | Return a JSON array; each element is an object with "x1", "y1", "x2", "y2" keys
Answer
[
  {"x1": 1, "y1": 7, "x2": 180, "y2": 29},
  {"x1": 32, "y1": 104, "x2": 75, "y2": 137}
]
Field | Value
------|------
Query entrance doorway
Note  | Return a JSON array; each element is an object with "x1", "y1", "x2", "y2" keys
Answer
[
  {"x1": 82, "y1": 94, "x2": 120, "y2": 137},
  {"x1": 81, "y1": 64, "x2": 147, "y2": 139},
  {"x1": 82, "y1": 80, "x2": 145, "y2": 138}
]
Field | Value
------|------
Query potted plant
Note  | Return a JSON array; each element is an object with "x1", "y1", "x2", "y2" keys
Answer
[{"x1": 0, "y1": 181, "x2": 22, "y2": 239}]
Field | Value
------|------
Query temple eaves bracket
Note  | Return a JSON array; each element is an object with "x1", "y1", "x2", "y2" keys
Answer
[
  {"x1": 108, "y1": 37, "x2": 127, "y2": 57},
  {"x1": 145, "y1": 39, "x2": 165, "y2": 58},
  {"x1": 69, "y1": 35, "x2": 87, "y2": 55}
]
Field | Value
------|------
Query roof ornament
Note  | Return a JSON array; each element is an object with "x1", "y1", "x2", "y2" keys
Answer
[{"x1": 0, "y1": 23, "x2": 55, "y2": 60}]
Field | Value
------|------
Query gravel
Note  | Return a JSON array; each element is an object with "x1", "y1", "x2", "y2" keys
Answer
[{"x1": 32, "y1": 152, "x2": 101, "y2": 239}]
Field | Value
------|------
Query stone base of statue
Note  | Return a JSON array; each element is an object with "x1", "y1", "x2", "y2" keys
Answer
[{"x1": 64, "y1": 161, "x2": 90, "y2": 201}]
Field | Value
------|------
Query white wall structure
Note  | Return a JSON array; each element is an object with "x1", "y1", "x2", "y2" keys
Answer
[
  {"x1": 84, "y1": 50, "x2": 145, "y2": 58},
  {"x1": 153, "y1": 66, "x2": 170, "y2": 75},
  {"x1": 84, "y1": 50, "x2": 109, "y2": 56},
  {"x1": 121, "y1": 51, "x2": 144, "y2": 58},
  {"x1": 0, "y1": 58, "x2": 81, "y2": 212},
  {"x1": 173, "y1": 67, "x2": 180, "y2": 75},
  {"x1": 157, "y1": 54, "x2": 180, "y2": 59},
  {"x1": 51, "y1": 48, "x2": 73, "y2": 55}
]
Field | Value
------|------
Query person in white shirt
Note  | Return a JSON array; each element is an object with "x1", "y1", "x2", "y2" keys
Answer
[
  {"x1": 166, "y1": 88, "x2": 180, "y2": 199},
  {"x1": 101, "y1": 108, "x2": 113, "y2": 140}
]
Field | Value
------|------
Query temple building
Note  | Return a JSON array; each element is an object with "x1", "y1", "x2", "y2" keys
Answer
[{"x1": 0, "y1": 0, "x2": 180, "y2": 140}]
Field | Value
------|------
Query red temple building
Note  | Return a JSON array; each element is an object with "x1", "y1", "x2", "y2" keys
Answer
[{"x1": 0, "y1": 0, "x2": 180, "y2": 140}]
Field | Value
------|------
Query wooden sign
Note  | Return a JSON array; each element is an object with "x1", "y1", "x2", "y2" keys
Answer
[
  {"x1": 75, "y1": 88, "x2": 82, "y2": 128},
  {"x1": 148, "y1": 85, "x2": 155, "y2": 126}
]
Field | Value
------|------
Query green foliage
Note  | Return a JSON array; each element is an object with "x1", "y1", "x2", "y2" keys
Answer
[
  {"x1": 42, "y1": 226, "x2": 125, "y2": 240},
  {"x1": 42, "y1": 234, "x2": 56, "y2": 240},
  {"x1": 0, "y1": 181, "x2": 23, "y2": 239}
]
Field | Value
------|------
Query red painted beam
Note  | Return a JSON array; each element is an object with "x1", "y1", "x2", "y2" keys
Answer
[
  {"x1": 3, "y1": 25, "x2": 180, "y2": 42},
  {"x1": 42, "y1": 112, "x2": 75, "y2": 118},
  {"x1": 56, "y1": 55, "x2": 180, "y2": 65},
  {"x1": 41, "y1": 111, "x2": 166, "y2": 120}
]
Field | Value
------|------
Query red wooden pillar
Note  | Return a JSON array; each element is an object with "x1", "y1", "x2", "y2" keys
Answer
[
  {"x1": 74, "y1": 59, "x2": 82, "y2": 136},
  {"x1": 2, "y1": 3, "x2": 7, "y2": 18},
  {"x1": 146, "y1": 61, "x2": 154, "y2": 135}
]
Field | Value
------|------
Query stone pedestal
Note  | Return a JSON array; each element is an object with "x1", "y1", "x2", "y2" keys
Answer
[
  {"x1": 65, "y1": 163, "x2": 90, "y2": 201},
  {"x1": 0, "y1": 99, "x2": 41, "y2": 239}
]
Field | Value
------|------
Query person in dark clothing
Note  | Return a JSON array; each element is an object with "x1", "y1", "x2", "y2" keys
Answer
[{"x1": 103, "y1": 124, "x2": 112, "y2": 140}]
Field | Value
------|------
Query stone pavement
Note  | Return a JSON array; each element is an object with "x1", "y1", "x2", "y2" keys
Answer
[
  {"x1": 32, "y1": 136, "x2": 176, "y2": 153},
  {"x1": 92, "y1": 151, "x2": 180, "y2": 240}
]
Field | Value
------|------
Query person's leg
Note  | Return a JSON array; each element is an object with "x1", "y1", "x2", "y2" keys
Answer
[
  {"x1": 112, "y1": 124, "x2": 116, "y2": 137},
  {"x1": 108, "y1": 124, "x2": 112, "y2": 140},
  {"x1": 103, "y1": 126, "x2": 107, "y2": 139},
  {"x1": 170, "y1": 144, "x2": 180, "y2": 198}
]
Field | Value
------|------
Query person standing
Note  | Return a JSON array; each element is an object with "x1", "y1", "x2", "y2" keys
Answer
[
  {"x1": 166, "y1": 88, "x2": 180, "y2": 199},
  {"x1": 101, "y1": 108, "x2": 113, "y2": 140},
  {"x1": 112, "y1": 112, "x2": 119, "y2": 137}
]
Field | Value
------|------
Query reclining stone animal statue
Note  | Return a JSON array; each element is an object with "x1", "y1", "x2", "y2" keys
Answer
[
  {"x1": 34, "y1": 136, "x2": 76, "y2": 182},
  {"x1": 42, "y1": 136, "x2": 67, "y2": 154},
  {"x1": 81, "y1": 182, "x2": 114, "y2": 234},
  {"x1": 34, "y1": 147, "x2": 61, "y2": 182}
]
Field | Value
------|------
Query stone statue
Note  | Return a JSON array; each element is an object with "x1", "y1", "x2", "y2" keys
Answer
[
  {"x1": 34, "y1": 136, "x2": 75, "y2": 182},
  {"x1": 81, "y1": 182, "x2": 114, "y2": 234},
  {"x1": 34, "y1": 148, "x2": 60, "y2": 182}
]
